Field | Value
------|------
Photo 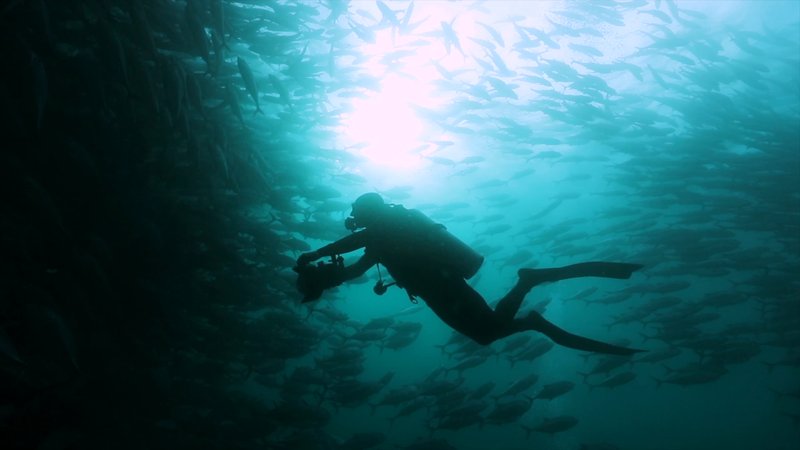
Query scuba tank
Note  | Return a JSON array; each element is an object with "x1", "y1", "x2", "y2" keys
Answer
[
  {"x1": 423, "y1": 223, "x2": 484, "y2": 279},
  {"x1": 383, "y1": 206, "x2": 484, "y2": 280}
]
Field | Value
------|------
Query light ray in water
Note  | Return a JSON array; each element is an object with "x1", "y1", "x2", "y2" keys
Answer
[{"x1": 339, "y1": 74, "x2": 427, "y2": 169}]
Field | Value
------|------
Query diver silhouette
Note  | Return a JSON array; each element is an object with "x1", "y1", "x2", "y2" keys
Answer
[{"x1": 294, "y1": 193, "x2": 645, "y2": 355}]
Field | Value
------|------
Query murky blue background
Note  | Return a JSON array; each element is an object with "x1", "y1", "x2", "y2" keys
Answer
[{"x1": 0, "y1": 1, "x2": 798, "y2": 449}]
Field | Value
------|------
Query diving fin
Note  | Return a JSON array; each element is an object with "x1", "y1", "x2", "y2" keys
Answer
[
  {"x1": 519, "y1": 262, "x2": 643, "y2": 288},
  {"x1": 525, "y1": 311, "x2": 645, "y2": 356}
]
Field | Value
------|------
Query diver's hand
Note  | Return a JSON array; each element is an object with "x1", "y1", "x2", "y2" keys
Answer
[{"x1": 297, "y1": 251, "x2": 321, "y2": 267}]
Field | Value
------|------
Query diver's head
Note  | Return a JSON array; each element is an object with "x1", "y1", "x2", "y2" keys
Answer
[{"x1": 345, "y1": 192, "x2": 386, "y2": 231}]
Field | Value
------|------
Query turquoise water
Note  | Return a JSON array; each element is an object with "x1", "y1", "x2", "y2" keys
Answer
[
  {"x1": 299, "y1": 2, "x2": 800, "y2": 449},
  {"x1": 0, "y1": 1, "x2": 798, "y2": 449}
]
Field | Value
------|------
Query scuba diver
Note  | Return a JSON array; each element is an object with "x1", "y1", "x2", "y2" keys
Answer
[{"x1": 294, "y1": 193, "x2": 645, "y2": 355}]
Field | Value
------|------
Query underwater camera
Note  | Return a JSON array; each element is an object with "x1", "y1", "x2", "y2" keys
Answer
[{"x1": 293, "y1": 255, "x2": 346, "y2": 303}]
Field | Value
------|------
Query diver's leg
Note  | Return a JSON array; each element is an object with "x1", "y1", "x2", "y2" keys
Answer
[
  {"x1": 494, "y1": 278, "x2": 534, "y2": 322},
  {"x1": 422, "y1": 279, "x2": 516, "y2": 345},
  {"x1": 521, "y1": 311, "x2": 644, "y2": 355},
  {"x1": 426, "y1": 281, "x2": 644, "y2": 352},
  {"x1": 494, "y1": 262, "x2": 643, "y2": 321}
]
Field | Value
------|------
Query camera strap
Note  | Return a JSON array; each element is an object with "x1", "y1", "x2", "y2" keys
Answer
[
  {"x1": 375, "y1": 262, "x2": 384, "y2": 283},
  {"x1": 374, "y1": 263, "x2": 395, "y2": 291}
]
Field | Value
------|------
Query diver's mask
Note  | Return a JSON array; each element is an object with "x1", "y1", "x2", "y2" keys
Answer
[
  {"x1": 346, "y1": 192, "x2": 385, "y2": 231},
  {"x1": 345, "y1": 212, "x2": 378, "y2": 231}
]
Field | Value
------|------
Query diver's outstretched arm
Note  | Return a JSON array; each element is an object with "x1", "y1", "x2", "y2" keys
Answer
[
  {"x1": 523, "y1": 311, "x2": 644, "y2": 356},
  {"x1": 317, "y1": 231, "x2": 369, "y2": 257},
  {"x1": 343, "y1": 253, "x2": 378, "y2": 281},
  {"x1": 298, "y1": 231, "x2": 369, "y2": 266}
]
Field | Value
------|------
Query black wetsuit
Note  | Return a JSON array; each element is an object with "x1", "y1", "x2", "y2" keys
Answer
[{"x1": 316, "y1": 205, "x2": 644, "y2": 355}]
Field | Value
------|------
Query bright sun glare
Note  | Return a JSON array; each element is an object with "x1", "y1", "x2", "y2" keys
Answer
[
  {"x1": 335, "y1": 5, "x2": 466, "y2": 171},
  {"x1": 335, "y1": 1, "x2": 563, "y2": 173},
  {"x1": 340, "y1": 75, "x2": 426, "y2": 169}
]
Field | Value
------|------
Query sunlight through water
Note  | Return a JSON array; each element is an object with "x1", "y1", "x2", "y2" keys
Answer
[
  {"x1": 339, "y1": 75, "x2": 426, "y2": 169},
  {"x1": 335, "y1": 0, "x2": 565, "y2": 177}
]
